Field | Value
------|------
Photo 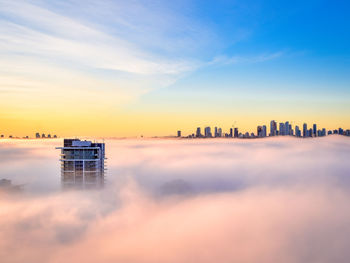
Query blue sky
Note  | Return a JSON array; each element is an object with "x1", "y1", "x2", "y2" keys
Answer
[{"x1": 0, "y1": 0, "x2": 349, "y2": 135}]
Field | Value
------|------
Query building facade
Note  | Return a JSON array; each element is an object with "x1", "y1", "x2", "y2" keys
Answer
[{"x1": 56, "y1": 139, "x2": 106, "y2": 189}]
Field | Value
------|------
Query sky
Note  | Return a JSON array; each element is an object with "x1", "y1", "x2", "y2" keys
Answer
[
  {"x1": 0, "y1": 0, "x2": 349, "y2": 137},
  {"x1": 1, "y1": 136, "x2": 350, "y2": 262}
]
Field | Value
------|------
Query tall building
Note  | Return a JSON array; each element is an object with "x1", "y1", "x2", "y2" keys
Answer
[
  {"x1": 177, "y1": 131, "x2": 181, "y2": 137},
  {"x1": 196, "y1": 127, "x2": 201, "y2": 138},
  {"x1": 257, "y1": 126, "x2": 263, "y2": 137},
  {"x1": 285, "y1": 121, "x2": 289, "y2": 135},
  {"x1": 290, "y1": 128, "x2": 294, "y2": 136},
  {"x1": 295, "y1": 126, "x2": 301, "y2": 137},
  {"x1": 313, "y1": 124, "x2": 317, "y2": 137},
  {"x1": 303, "y1": 123, "x2": 307, "y2": 137},
  {"x1": 56, "y1": 139, "x2": 106, "y2": 189},
  {"x1": 35, "y1": 133, "x2": 40, "y2": 138},
  {"x1": 279, "y1": 123, "x2": 285, "y2": 136},
  {"x1": 234, "y1": 128, "x2": 239, "y2": 138},
  {"x1": 218, "y1": 128, "x2": 222, "y2": 137},
  {"x1": 262, "y1": 125, "x2": 267, "y2": 137},
  {"x1": 204, "y1": 127, "x2": 212, "y2": 137},
  {"x1": 229, "y1": 128, "x2": 233, "y2": 138},
  {"x1": 270, "y1": 120, "x2": 277, "y2": 136},
  {"x1": 42, "y1": 133, "x2": 46, "y2": 138},
  {"x1": 214, "y1": 127, "x2": 218, "y2": 137}
]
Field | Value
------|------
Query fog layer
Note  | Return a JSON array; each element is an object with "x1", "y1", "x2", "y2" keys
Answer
[{"x1": 0, "y1": 136, "x2": 350, "y2": 263}]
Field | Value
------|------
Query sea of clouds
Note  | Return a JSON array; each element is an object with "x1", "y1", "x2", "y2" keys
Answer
[{"x1": 0, "y1": 136, "x2": 350, "y2": 263}]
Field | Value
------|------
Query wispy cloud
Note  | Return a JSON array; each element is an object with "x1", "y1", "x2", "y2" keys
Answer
[
  {"x1": 0, "y1": 0, "x2": 211, "y2": 113},
  {"x1": 0, "y1": 0, "x2": 200, "y2": 75},
  {"x1": 208, "y1": 51, "x2": 284, "y2": 66},
  {"x1": 0, "y1": 0, "x2": 286, "y2": 120}
]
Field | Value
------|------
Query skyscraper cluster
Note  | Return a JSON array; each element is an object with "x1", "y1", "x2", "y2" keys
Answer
[
  {"x1": 36, "y1": 132, "x2": 57, "y2": 139},
  {"x1": 177, "y1": 120, "x2": 350, "y2": 139},
  {"x1": 192, "y1": 126, "x2": 240, "y2": 138},
  {"x1": 270, "y1": 121, "x2": 328, "y2": 138}
]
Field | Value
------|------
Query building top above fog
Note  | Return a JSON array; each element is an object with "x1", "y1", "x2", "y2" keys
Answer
[{"x1": 61, "y1": 139, "x2": 93, "y2": 147}]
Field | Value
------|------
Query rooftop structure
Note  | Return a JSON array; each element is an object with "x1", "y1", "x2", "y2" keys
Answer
[{"x1": 56, "y1": 139, "x2": 106, "y2": 189}]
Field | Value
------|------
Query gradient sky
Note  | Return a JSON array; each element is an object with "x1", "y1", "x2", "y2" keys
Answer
[{"x1": 0, "y1": 0, "x2": 349, "y2": 137}]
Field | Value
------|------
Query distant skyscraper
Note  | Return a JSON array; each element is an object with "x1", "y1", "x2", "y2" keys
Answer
[
  {"x1": 177, "y1": 130, "x2": 181, "y2": 137},
  {"x1": 42, "y1": 133, "x2": 46, "y2": 138},
  {"x1": 262, "y1": 125, "x2": 267, "y2": 137},
  {"x1": 204, "y1": 127, "x2": 212, "y2": 137},
  {"x1": 285, "y1": 121, "x2": 289, "y2": 135},
  {"x1": 48, "y1": 134, "x2": 51, "y2": 138},
  {"x1": 229, "y1": 128, "x2": 233, "y2": 138},
  {"x1": 270, "y1": 120, "x2": 277, "y2": 136},
  {"x1": 322, "y1": 128, "x2": 326, "y2": 136},
  {"x1": 218, "y1": 128, "x2": 222, "y2": 137},
  {"x1": 257, "y1": 126, "x2": 263, "y2": 137},
  {"x1": 214, "y1": 127, "x2": 218, "y2": 137},
  {"x1": 279, "y1": 123, "x2": 285, "y2": 136},
  {"x1": 196, "y1": 127, "x2": 201, "y2": 138},
  {"x1": 295, "y1": 126, "x2": 300, "y2": 137},
  {"x1": 313, "y1": 124, "x2": 317, "y2": 137},
  {"x1": 35, "y1": 132, "x2": 40, "y2": 138},
  {"x1": 308, "y1": 128, "x2": 313, "y2": 137},
  {"x1": 303, "y1": 123, "x2": 307, "y2": 137},
  {"x1": 234, "y1": 128, "x2": 239, "y2": 138}
]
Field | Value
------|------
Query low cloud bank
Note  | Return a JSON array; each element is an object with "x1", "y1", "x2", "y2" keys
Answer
[{"x1": 0, "y1": 136, "x2": 350, "y2": 263}]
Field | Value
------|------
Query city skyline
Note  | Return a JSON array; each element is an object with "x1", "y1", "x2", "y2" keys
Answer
[
  {"x1": 1, "y1": 118, "x2": 350, "y2": 139},
  {"x1": 177, "y1": 120, "x2": 350, "y2": 139}
]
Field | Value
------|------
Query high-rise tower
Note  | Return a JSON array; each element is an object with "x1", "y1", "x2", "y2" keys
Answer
[
  {"x1": 270, "y1": 120, "x2": 277, "y2": 136},
  {"x1": 56, "y1": 139, "x2": 106, "y2": 189},
  {"x1": 303, "y1": 123, "x2": 307, "y2": 137}
]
